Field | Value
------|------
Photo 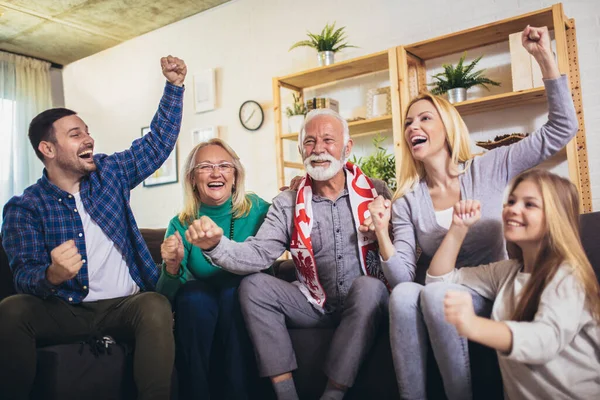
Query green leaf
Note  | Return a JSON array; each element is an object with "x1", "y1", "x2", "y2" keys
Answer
[
  {"x1": 289, "y1": 22, "x2": 357, "y2": 53},
  {"x1": 428, "y1": 52, "x2": 500, "y2": 94}
]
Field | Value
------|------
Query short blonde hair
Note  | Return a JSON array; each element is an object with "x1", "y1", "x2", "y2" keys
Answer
[
  {"x1": 178, "y1": 138, "x2": 252, "y2": 225},
  {"x1": 394, "y1": 93, "x2": 473, "y2": 200}
]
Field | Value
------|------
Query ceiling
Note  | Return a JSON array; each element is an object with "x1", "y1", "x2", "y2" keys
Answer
[{"x1": 0, "y1": 0, "x2": 230, "y2": 66}]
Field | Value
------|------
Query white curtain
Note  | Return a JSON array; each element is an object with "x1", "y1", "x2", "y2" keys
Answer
[{"x1": 0, "y1": 52, "x2": 52, "y2": 223}]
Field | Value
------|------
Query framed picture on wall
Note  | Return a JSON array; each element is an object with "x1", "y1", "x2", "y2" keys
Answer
[
  {"x1": 141, "y1": 127, "x2": 178, "y2": 187},
  {"x1": 193, "y1": 69, "x2": 216, "y2": 113}
]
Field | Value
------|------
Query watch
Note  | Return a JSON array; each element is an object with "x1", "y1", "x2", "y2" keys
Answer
[{"x1": 239, "y1": 100, "x2": 264, "y2": 131}]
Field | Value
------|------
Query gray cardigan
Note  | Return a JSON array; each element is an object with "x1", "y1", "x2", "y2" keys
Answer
[{"x1": 383, "y1": 75, "x2": 579, "y2": 287}]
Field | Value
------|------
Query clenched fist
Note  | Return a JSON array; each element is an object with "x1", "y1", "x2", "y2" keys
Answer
[
  {"x1": 160, "y1": 55, "x2": 187, "y2": 87},
  {"x1": 185, "y1": 216, "x2": 223, "y2": 251},
  {"x1": 161, "y1": 231, "x2": 184, "y2": 275},
  {"x1": 46, "y1": 240, "x2": 83, "y2": 286},
  {"x1": 451, "y1": 199, "x2": 481, "y2": 229},
  {"x1": 444, "y1": 290, "x2": 477, "y2": 338}
]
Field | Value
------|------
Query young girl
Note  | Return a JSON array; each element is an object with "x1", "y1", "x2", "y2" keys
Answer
[{"x1": 427, "y1": 169, "x2": 600, "y2": 399}]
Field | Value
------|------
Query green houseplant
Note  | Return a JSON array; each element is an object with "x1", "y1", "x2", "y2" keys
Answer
[
  {"x1": 429, "y1": 53, "x2": 500, "y2": 103},
  {"x1": 350, "y1": 134, "x2": 396, "y2": 191},
  {"x1": 286, "y1": 93, "x2": 307, "y2": 134},
  {"x1": 289, "y1": 22, "x2": 357, "y2": 66}
]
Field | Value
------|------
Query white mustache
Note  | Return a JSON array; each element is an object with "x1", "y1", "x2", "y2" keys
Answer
[{"x1": 305, "y1": 154, "x2": 336, "y2": 163}]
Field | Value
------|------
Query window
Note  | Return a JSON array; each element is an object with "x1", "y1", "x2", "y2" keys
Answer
[{"x1": 0, "y1": 98, "x2": 15, "y2": 182}]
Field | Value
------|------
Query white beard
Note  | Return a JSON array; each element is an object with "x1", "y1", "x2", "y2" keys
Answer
[{"x1": 303, "y1": 153, "x2": 344, "y2": 181}]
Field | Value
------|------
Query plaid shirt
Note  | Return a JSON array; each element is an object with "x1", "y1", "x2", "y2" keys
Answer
[{"x1": 1, "y1": 82, "x2": 184, "y2": 304}]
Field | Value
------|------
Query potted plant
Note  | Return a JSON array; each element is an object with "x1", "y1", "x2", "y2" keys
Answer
[
  {"x1": 285, "y1": 93, "x2": 307, "y2": 134},
  {"x1": 429, "y1": 53, "x2": 501, "y2": 103},
  {"x1": 350, "y1": 134, "x2": 396, "y2": 191},
  {"x1": 289, "y1": 22, "x2": 357, "y2": 66}
]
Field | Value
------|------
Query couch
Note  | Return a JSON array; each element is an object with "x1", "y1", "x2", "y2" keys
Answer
[{"x1": 1, "y1": 212, "x2": 599, "y2": 399}]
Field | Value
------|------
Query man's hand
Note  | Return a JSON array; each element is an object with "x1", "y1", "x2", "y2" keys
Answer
[
  {"x1": 444, "y1": 291, "x2": 477, "y2": 338},
  {"x1": 451, "y1": 199, "x2": 481, "y2": 230},
  {"x1": 160, "y1": 55, "x2": 187, "y2": 87},
  {"x1": 46, "y1": 240, "x2": 83, "y2": 286},
  {"x1": 185, "y1": 216, "x2": 223, "y2": 251},
  {"x1": 280, "y1": 175, "x2": 303, "y2": 192},
  {"x1": 161, "y1": 231, "x2": 184, "y2": 275}
]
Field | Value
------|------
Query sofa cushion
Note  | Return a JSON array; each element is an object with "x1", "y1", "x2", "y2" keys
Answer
[
  {"x1": 580, "y1": 211, "x2": 600, "y2": 284},
  {"x1": 30, "y1": 342, "x2": 134, "y2": 400},
  {"x1": 140, "y1": 228, "x2": 166, "y2": 265}
]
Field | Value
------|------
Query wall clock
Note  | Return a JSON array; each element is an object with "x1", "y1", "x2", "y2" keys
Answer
[{"x1": 239, "y1": 100, "x2": 264, "y2": 131}]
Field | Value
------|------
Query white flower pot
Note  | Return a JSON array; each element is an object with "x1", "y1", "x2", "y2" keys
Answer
[{"x1": 288, "y1": 114, "x2": 305, "y2": 134}]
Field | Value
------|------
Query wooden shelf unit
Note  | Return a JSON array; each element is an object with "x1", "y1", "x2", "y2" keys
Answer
[
  {"x1": 394, "y1": 3, "x2": 591, "y2": 212},
  {"x1": 272, "y1": 3, "x2": 590, "y2": 212},
  {"x1": 273, "y1": 49, "x2": 399, "y2": 188}
]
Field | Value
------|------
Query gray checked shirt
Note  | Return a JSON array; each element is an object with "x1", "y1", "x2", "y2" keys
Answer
[{"x1": 205, "y1": 177, "x2": 391, "y2": 312}]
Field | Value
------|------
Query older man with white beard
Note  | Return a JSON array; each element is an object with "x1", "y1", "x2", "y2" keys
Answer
[{"x1": 183, "y1": 109, "x2": 392, "y2": 400}]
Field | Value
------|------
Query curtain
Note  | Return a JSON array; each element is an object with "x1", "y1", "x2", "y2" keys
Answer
[{"x1": 0, "y1": 52, "x2": 52, "y2": 223}]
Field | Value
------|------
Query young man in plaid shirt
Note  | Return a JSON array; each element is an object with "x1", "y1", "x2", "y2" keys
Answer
[{"x1": 0, "y1": 55, "x2": 186, "y2": 400}]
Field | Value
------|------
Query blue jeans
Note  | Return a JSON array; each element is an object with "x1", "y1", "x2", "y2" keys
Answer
[
  {"x1": 174, "y1": 275, "x2": 257, "y2": 400},
  {"x1": 389, "y1": 282, "x2": 502, "y2": 400}
]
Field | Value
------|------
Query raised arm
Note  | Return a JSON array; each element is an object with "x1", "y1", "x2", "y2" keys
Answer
[
  {"x1": 476, "y1": 26, "x2": 578, "y2": 184},
  {"x1": 110, "y1": 56, "x2": 187, "y2": 189}
]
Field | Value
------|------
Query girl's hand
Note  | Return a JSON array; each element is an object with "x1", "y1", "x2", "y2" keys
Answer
[
  {"x1": 444, "y1": 291, "x2": 477, "y2": 338},
  {"x1": 451, "y1": 200, "x2": 481, "y2": 229}
]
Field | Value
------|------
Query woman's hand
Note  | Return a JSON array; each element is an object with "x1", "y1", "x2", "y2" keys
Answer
[
  {"x1": 367, "y1": 196, "x2": 392, "y2": 234},
  {"x1": 161, "y1": 231, "x2": 184, "y2": 274},
  {"x1": 444, "y1": 290, "x2": 477, "y2": 338},
  {"x1": 451, "y1": 200, "x2": 481, "y2": 230},
  {"x1": 522, "y1": 25, "x2": 560, "y2": 79}
]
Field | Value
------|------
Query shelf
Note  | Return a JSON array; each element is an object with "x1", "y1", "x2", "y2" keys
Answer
[
  {"x1": 405, "y1": 7, "x2": 557, "y2": 60},
  {"x1": 281, "y1": 115, "x2": 393, "y2": 141},
  {"x1": 454, "y1": 87, "x2": 546, "y2": 116},
  {"x1": 277, "y1": 50, "x2": 389, "y2": 89},
  {"x1": 283, "y1": 161, "x2": 304, "y2": 170}
]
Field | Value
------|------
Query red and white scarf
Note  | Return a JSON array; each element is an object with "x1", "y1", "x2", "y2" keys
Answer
[{"x1": 290, "y1": 162, "x2": 388, "y2": 310}]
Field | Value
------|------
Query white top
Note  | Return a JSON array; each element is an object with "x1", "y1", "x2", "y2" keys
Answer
[
  {"x1": 74, "y1": 193, "x2": 139, "y2": 302},
  {"x1": 434, "y1": 207, "x2": 453, "y2": 230},
  {"x1": 427, "y1": 260, "x2": 600, "y2": 400}
]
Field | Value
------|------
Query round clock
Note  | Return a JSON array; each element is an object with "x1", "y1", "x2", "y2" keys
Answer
[{"x1": 239, "y1": 100, "x2": 264, "y2": 131}]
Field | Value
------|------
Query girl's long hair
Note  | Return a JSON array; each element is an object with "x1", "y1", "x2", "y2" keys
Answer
[
  {"x1": 394, "y1": 93, "x2": 473, "y2": 201},
  {"x1": 507, "y1": 169, "x2": 600, "y2": 322},
  {"x1": 179, "y1": 138, "x2": 252, "y2": 225}
]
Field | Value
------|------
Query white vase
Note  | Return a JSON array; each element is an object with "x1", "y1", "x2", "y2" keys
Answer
[{"x1": 288, "y1": 114, "x2": 305, "y2": 134}]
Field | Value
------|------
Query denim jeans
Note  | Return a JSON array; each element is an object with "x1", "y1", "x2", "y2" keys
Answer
[
  {"x1": 174, "y1": 275, "x2": 257, "y2": 400},
  {"x1": 390, "y1": 281, "x2": 502, "y2": 400}
]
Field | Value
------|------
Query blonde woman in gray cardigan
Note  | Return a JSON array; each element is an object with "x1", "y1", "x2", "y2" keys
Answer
[
  {"x1": 364, "y1": 26, "x2": 579, "y2": 400},
  {"x1": 429, "y1": 169, "x2": 600, "y2": 399}
]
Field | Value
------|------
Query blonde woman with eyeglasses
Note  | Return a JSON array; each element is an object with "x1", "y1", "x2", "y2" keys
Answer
[{"x1": 156, "y1": 138, "x2": 270, "y2": 400}]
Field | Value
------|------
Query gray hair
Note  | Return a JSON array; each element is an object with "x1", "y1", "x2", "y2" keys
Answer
[{"x1": 297, "y1": 108, "x2": 350, "y2": 152}]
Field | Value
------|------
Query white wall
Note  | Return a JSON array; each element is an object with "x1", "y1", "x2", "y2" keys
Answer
[{"x1": 62, "y1": 0, "x2": 600, "y2": 228}]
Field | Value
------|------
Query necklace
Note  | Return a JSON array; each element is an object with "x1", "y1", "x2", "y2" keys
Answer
[{"x1": 201, "y1": 215, "x2": 235, "y2": 265}]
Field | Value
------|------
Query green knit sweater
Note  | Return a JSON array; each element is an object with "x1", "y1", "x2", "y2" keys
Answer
[{"x1": 156, "y1": 194, "x2": 270, "y2": 302}]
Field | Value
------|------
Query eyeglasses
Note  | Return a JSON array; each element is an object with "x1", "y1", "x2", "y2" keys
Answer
[{"x1": 193, "y1": 162, "x2": 235, "y2": 174}]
